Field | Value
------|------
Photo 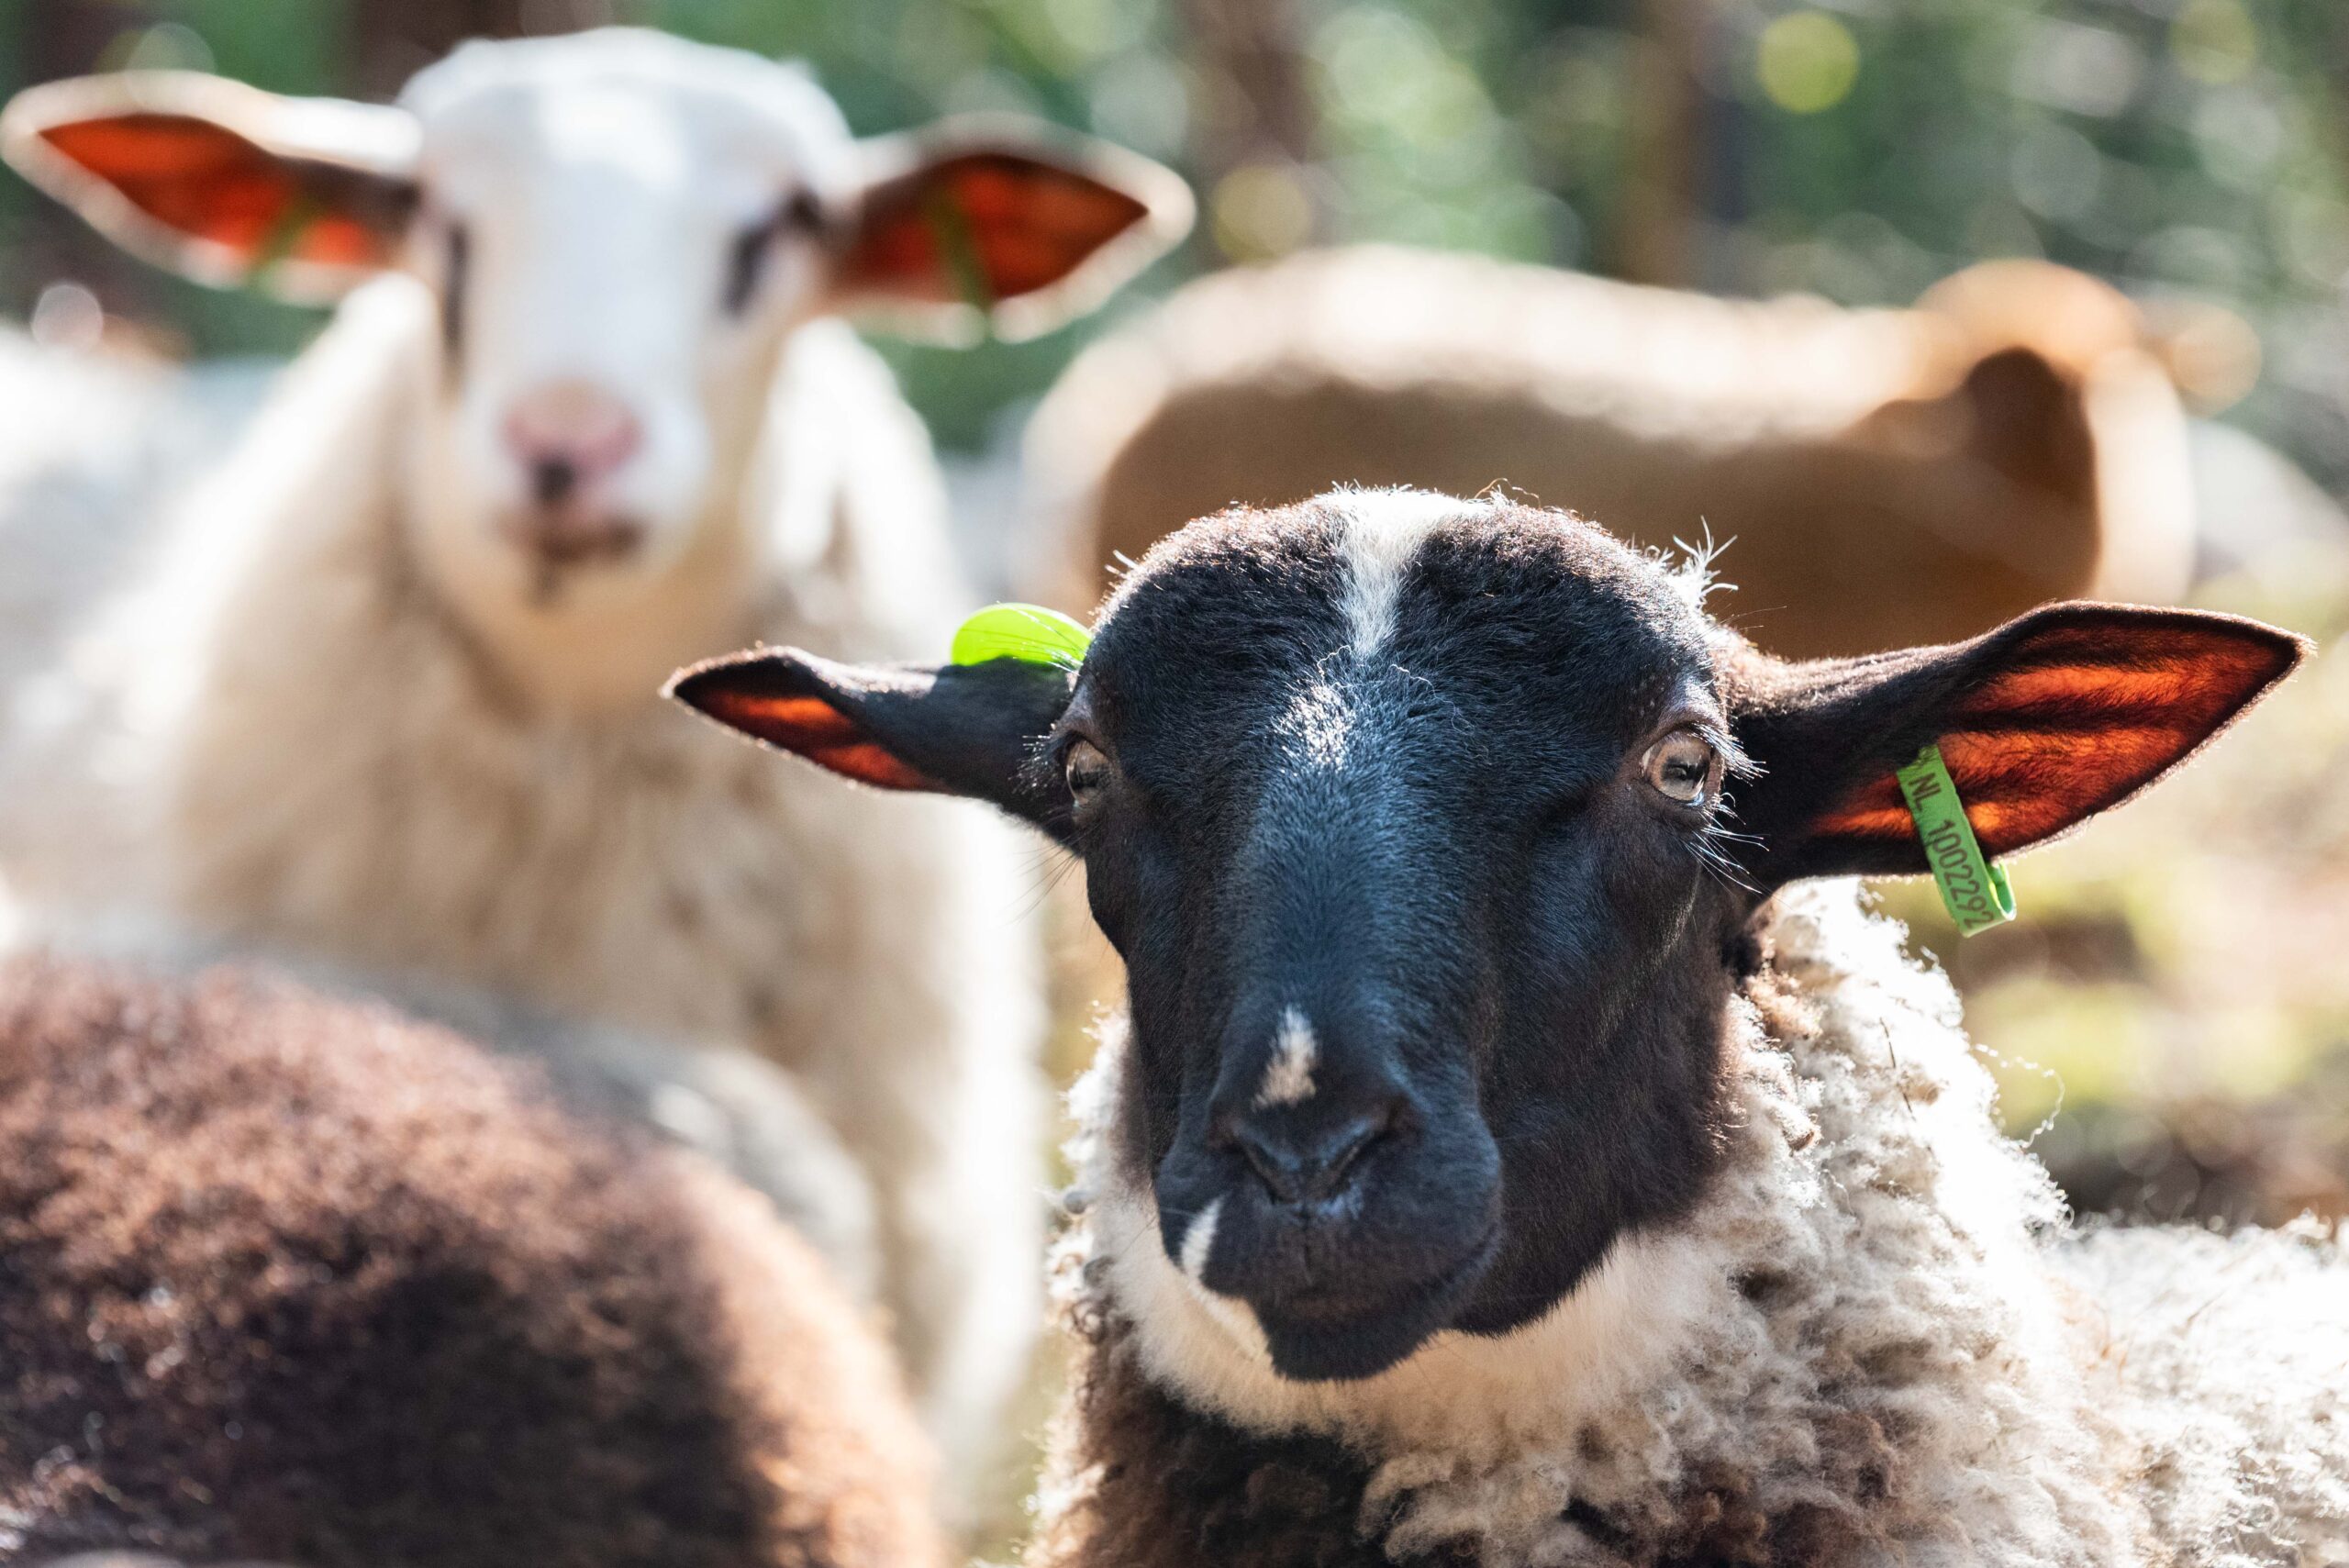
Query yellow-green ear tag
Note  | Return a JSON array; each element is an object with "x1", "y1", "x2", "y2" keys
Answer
[
  {"x1": 951, "y1": 603, "x2": 1092, "y2": 670},
  {"x1": 1895, "y1": 744, "x2": 2016, "y2": 937}
]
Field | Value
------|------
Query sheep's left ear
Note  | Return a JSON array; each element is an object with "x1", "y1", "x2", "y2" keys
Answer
[
  {"x1": 829, "y1": 117, "x2": 1192, "y2": 343},
  {"x1": 665, "y1": 648, "x2": 1079, "y2": 840},
  {"x1": 1730, "y1": 603, "x2": 2309, "y2": 890},
  {"x1": 1, "y1": 72, "x2": 419, "y2": 303}
]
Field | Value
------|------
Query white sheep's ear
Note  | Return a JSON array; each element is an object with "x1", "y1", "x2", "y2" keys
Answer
[
  {"x1": 826, "y1": 116, "x2": 1192, "y2": 344},
  {"x1": 1, "y1": 72, "x2": 420, "y2": 303},
  {"x1": 666, "y1": 648, "x2": 1082, "y2": 841},
  {"x1": 1727, "y1": 603, "x2": 2308, "y2": 890}
]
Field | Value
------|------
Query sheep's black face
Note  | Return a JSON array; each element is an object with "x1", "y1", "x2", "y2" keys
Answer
[
  {"x1": 1052, "y1": 495, "x2": 1746, "y2": 1378},
  {"x1": 674, "y1": 488, "x2": 2303, "y2": 1386}
]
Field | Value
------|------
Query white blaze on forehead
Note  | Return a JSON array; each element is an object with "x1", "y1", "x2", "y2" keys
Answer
[
  {"x1": 1256, "y1": 1006, "x2": 1319, "y2": 1107},
  {"x1": 1336, "y1": 488, "x2": 1474, "y2": 658}
]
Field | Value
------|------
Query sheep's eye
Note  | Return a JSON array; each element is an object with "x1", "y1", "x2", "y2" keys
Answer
[
  {"x1": 1643, "y1": 731, "x2": 1715, "y2": 806},
  {"x1": 724, "y1": 217, "x2": 777, "y2": 316},
  {"x1": 440, "y1": 220, "x2": 471, "y2": 352},
  {"x1": 1064, "y1": 740, "x2": 1112, "y2": 800},
  {"x1": 782, "y1": 188, "x2": 824, "y2": 234}
]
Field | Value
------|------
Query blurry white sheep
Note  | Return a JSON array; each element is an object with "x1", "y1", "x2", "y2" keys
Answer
[
  {"x1": 0, "y1": 328, "x2": 269, "y2": 706},
  {"x1": 0, "y1": 28, "x2": 1188, "y2": 1506}
]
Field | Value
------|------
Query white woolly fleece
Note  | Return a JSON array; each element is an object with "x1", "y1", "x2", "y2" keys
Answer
[
  {"x1": 0, "y1": 278, "x2": 1046, "y2": 1509},
  {"x1": 1052, "y1": 883, "x2": 2349, "y2": 1566}
]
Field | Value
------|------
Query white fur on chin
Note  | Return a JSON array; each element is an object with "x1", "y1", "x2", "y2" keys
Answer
[{"x1": 1072, "y1": 1020, "x2": 1709, "y2": 1469}]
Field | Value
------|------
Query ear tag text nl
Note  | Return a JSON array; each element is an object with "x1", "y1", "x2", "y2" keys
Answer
[
  {"x1": 951, "y1": 603, "x2": 1092, "y2": 671},
  {"x1": 1895, "y1": 744, "x2": 2016, "y2": 937}
]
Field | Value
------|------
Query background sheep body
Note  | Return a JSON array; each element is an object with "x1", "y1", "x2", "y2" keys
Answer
[
  {"x1": 0, "y1": 951, "x2": 943, "y2": 1568},
  {"x1": 1020, "y1": 246, "x2": 2199, "y2": 658},
  {"x1": 1032, "y1": 884, "x2": 2349, "y2": 1568}
]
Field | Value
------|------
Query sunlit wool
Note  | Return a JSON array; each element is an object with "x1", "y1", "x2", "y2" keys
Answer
[{"x1": 1038, "y1": 884, "x2": 2348, "y2": 1567}]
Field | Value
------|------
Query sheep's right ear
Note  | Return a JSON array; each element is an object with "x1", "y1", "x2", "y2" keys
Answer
[
  {"x1": 831, "y1": 117, "x2": 1193, "y2": 343},
  {"x1": 2, "y1": 72, "x2": 419, "y2": 303},
  {"x1": 1728, "y1": 603, "x2": 2308, "y2": 890},
  {"x1": 666, "y1": 648, "x2": 1079, "y2": 841}
]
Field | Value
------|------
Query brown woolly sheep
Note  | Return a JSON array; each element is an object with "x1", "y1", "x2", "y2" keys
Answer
[
  {"x1": 0, "y1": 953, "x2": 943, "y2": 1568},
  {"x1": 1018, "y1": 248, "x2": 2199, "y2": 658}
]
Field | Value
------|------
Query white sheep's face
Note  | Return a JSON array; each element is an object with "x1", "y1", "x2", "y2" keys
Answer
[
  {"x1": 398, "y1": 41, "x2": 851, "y2": 595},
  {"x1": 5, "y1": 28, "x2": 1187, "y2": 606}
]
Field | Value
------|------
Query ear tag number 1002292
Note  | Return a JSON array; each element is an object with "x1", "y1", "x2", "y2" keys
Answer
[{"x1": 1895, "y1": 744, "x2": 2017, "y2": 938}]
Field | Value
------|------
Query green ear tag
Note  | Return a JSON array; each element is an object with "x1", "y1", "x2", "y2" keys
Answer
[
  {"x1": 951, "y1": 603, "x2": 1092, "y2": 670},
  {"x1": 1895, "y1": 744, "x2": 2017, "y2": 937}
]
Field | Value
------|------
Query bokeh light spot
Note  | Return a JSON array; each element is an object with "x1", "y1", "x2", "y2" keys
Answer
[
  {"x1": 1212, "y1": 162, "x2": 1317, "y2": 261},
  {"x1": 29, "y1": 284, "x2": 104, "y2": 354},
  {"x1": 2171, "y1": 0, "x2": 2258, "y2": 86},
  {"x1": 1757, "y1": 11, "x2": 1859, "y2": 116}
]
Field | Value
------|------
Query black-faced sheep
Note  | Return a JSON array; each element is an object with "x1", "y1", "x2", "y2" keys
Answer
[
  {"x1": 1017, "y1": 247, "x2": 2199, "y2": 658},
  {"x1": 0, "y1": 951, "x2": 942, "y2": 1568},
  {"x1": 674, "y1": 490, "x2": 2345, "y2": 1567},
  {"x1": 0, "y1": 28, "x2": 1190, "y2": 1498}
]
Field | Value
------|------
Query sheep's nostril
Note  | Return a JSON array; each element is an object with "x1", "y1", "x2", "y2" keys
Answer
[
  {"x1": 533, "y1": 457, "x2": 578, "y2": 506},
  {"x1": 1230, "y1": 1106, "x2": 1394, "y2": 1207},
  {"x1": 501, "y1": 381, "x2": 644, "y2": 493}
]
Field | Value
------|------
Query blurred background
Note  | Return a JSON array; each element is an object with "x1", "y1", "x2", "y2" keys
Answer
[{"x1": 4, "y1": 0, "x2": 2345, "y2": 1229}]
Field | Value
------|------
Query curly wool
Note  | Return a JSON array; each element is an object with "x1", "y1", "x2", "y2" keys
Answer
[
  {"x1": 1032, "y1": 884, "x2": 2349, "y2": 1568},
  {"x1": 2057, "y1": 1223, "x2": 2349, "y2": 1566}
]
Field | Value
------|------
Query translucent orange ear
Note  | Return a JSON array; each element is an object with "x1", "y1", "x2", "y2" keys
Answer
[
  {"x1": 668, "y1": 673, "x2": 942, "y2": 793},
  {"x1": 41, "y1": 114, "x2": 404, "y2": 267},
  {"x1": 1733, "y1": 604, "x2": 2309, "y2": 886},
  {"x1": 833, "y1": 120, "x2": 1191, "y2": 341},
  {"x1": 666, "y1": 647, "x2": 1081, "y2": 837},
  {"x1": 3, "y1": 73, "x2": 417, "y2": 300},
  {"x1": 685, "y1": 690, "x2": 940, "y2": 788}
]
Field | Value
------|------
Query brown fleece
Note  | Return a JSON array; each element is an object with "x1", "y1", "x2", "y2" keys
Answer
[
  {"x1": 1026, "y1": 1301, "x2": 1424, "y2": 1568},
  {"x1": 1022, "y1": 1307, "x2": 1876, "y2": 1568},
  {"x1": 0, "y1": 956, "x2": 942, "y2": 1568}
]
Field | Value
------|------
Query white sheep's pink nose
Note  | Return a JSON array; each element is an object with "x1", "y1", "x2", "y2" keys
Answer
[{"x1": 501, "y1": 380, "x2": 643, "y2": 505}]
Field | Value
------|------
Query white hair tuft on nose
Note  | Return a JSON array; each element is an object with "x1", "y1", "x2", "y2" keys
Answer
[
  {"x1": 1256, "y1": 1006, "x2": 1319, "y2": 1108},
  {"x1": 1179, "y1": 1195, "x2": 1223, "y2": 1283}
]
